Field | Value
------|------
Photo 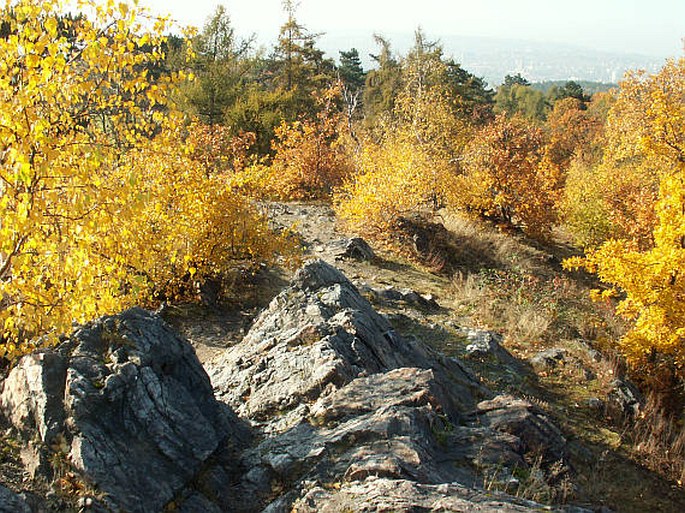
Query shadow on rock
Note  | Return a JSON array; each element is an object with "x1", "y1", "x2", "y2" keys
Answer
[{"x1": 206, "y1": 260, "x2": 576, "y2": 512}]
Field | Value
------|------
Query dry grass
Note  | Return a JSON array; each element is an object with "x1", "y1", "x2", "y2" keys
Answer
[
  {"x1": 506, "y1": 306, "x2": 552, "y2": 348},
  {"x1": 451, "y1": 271, "x2": 488, "y2": 313},
  {"x1": 439, "y1": 210, "x2": 627, "y2": 357},
  {"x1": 443, "y1": 211, "x2": 685, "y2": 506},
  {"x1": 629, "y1": 393, "x2": 685, "y2": 485}
]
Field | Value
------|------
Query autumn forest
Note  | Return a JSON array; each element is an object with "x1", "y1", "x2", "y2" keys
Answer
[{"x1": 1, "y1": 0, "x2": 685, "y2": 505}]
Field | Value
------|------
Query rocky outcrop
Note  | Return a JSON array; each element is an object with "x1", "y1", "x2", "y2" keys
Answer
[
  {"x1": 0, "y1": 308, "x2": 249, "y2": 513},
  {"x1": 0, "y1": 260, "x2": 573, "y2": 512},
  {"x1": 207, "y1": 260, "x2": 571, "y2": 511},
  {"x1": 236, "y1": 364, "x2": 567, "y2": 512},
  {"x1": 206, "y1": 259, "x2": 486, "y2": 432}
]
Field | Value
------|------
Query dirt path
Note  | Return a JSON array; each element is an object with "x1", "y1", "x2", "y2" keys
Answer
[{"x1": 164, "y1": 202, "x2": 451, "y2": 360}]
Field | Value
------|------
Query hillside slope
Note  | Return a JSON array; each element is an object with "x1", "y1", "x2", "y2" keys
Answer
[
  {"x1": 1, "y1": 202, "x2": 684, "y2": 512},
  {"x1": 164, "y1": 202, "x2": 685, "y2": 512}
]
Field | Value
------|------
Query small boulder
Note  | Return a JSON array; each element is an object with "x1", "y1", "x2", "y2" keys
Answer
[
  {"x1": 476, "y1": 395, "x2": 567, "y2": 465},
  {"x1": 373, "y1": 286, "x2": 440, "y2": 309},
  {"x1": 326, "y1": 237, "x2": 375, "y2": 261},
  {"x1": 607, "y1": 379, "x2": 643, "y2": 420},
  {"x1": 529, "y1": 348, "x2": 567, "y2": 371},
  {"x1": 462, "y1": 329, "x2": 504, "y2": 358},
  {"x1": 460, "y1": 328, "x2": 528, "y2": 375}
]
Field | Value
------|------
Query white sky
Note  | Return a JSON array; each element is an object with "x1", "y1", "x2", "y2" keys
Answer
[{"x1": 138, "y1": 0, "x2": 683, "y2": 58}]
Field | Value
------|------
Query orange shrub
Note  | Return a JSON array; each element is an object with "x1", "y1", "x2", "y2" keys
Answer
[
  {"x1": 233, "y1": 85, "x2": 353, "y2": 200},
  {"x1": 452, "y1": 114, "x2": 559, "y2": 238}
]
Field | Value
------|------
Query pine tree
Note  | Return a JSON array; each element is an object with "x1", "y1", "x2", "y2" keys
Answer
[{"x1": 185, "y1": 6, "x2": 253, "y2": 125}]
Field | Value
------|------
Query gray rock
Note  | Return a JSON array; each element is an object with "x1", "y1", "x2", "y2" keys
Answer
[
  {"x1": 0, "y1": 485, "x2": 31, "y2": 513},
  {"x1": 587, "y1": 397, "x2": 605, "y2": 413},
  {"x1": 326, "y1": 237, "x2": 375, "y2": 261},
  {"x1": 290, "y1": 477, "x2": 554, "y2": 512},
  {"x1": 238, "y1": 366, "x2": 551, "y2": 512},
  {"x1": 463, "y1": 328, "x2": 505, "y2": 357},
  {"x1": 476, "y1": 395, "x2": 567, "y2": 465},
  {"x1": 206, "y1": 259, "x2": 485, "y2": 431},
  {"x1": 308, "y1": 367, "x2": 449, "y2": 423},
  {"x1": 177, "y1": 493, "x2": 224, "y2": 513},
  {"x1": 607, "y1": 379, "x2": 643, "y2": 420},
  {"x1": 0, "y1": 308, "x2": 248, "y2": 513},
  {"x1": 203, "y1": 260, "x2": 574, "y2": 512},
  {"x1": 529, "y1": 348, "x2": 568, "y2": 371},
  {"x1": 460, "y1": 328, "x2": 529, "y2": 375},
  {"x1": 372, "y1": 286, "x2": 440, "y2": 309},
  {"x1": 0, "y1": 260, "x2": 578, "y2": 513}
]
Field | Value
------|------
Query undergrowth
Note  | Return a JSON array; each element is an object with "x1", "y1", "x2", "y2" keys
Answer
[
  {"x1": 442, "y1": 212, "x2": 624, "y2": 353},
  {"x1": 385, "y1": 209, "x2": 685, "y2": 508}
]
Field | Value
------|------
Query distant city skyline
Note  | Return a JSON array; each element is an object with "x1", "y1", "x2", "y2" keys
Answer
[{"x1": 141, "y1": 0, "x2": 684, "y2": 59}]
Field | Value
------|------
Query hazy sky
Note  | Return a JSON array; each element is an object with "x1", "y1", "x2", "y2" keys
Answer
[{"x1": 140, "y1": 0, "x2": 684, "y2": 58}]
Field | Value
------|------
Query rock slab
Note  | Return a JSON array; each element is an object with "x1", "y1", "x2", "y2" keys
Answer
[
  {"x1": 0, "y1": 307, "x2": 247, "y2": 513},
  {"x1": 206, "y1": 259, "x2": 486, "y2": 431}
]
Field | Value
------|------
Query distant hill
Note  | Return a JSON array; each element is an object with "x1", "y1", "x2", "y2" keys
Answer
[
  {"x1": 530, "y1": 80, "x2": 617, "y2": 96},
  {"x1": 319, "y1": 31, "x2": 667, "y2": 87}
]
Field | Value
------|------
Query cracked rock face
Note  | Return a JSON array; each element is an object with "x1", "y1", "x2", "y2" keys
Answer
[
  {"x1": 0, "y1": 260, "x2": 573, "y2": 513},
  {"x1": 207, "y1": 260, "x2": 570, "y2": 512},
  {"x1": 0, "y1": 307, "x2": 248, "y2": 513},
  {"x1": 206, "y1": 259, "x2": 487, "y2": 432}
]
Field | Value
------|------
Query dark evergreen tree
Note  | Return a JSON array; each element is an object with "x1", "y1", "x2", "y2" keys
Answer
[
  {"x1": 548, "y1": 80, "x2": 590, "y2": 107},
  {"x1": 495, "y1": 74, "x2": 548, "y2": 121},
  {"x1": 503, "y1": 73, "x2": 530, "y2": 87},
  {"x1": 184, "y1": 6, "x2": 254, "y2": 125},
  {"x1": 268, "y1": 0, "x2": 335, "y2": 119},
  {"x1": 338, "y1": 48, "x2": 365, "y2": 92},
  {"x1": 363, "y1": 35, "x2": 402, "y2": 123},
  {"x1": 444, "y1": 60, "x2": 494, "y2": 124}
]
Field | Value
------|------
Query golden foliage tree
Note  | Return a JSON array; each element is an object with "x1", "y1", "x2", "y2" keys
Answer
[
  {"x1": 187, "y1": 122, "x2": 256, "y2": 175},
  {"x1": 334, "y1": 129, "x2": 446, "y2": 239},
  {"x1": 566, "y1": 57, "x2": 685, "y2": 371},
  {"x1": 555, "y1": 92, "x2": 647, "y2": 249},
  {"x1": 335, "y1": 32, "x2": 473, "y2": 240},
  {"x1": 560, "y1": 81, "x2": 662, "y2": 250},
  {"x1": 452, "y1": 114, "x2": 559, "y2": 237},
  {"x1": 545, "y1": 96, "x2": 606, "y2": 170},
  {"x1": 0, "y1": 0, "x2": 293, "y2": 358},
  {"x1": 233, "y1": 85, "x2": 352, "y2": 200}
]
